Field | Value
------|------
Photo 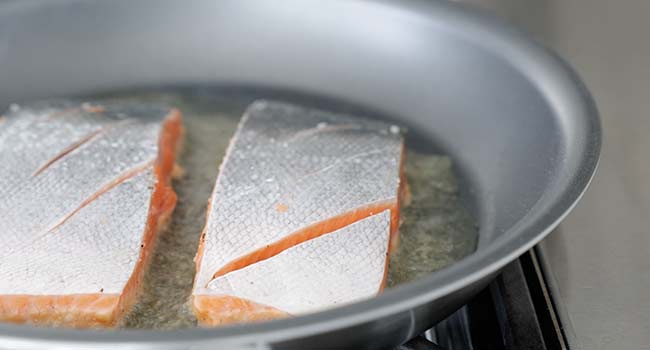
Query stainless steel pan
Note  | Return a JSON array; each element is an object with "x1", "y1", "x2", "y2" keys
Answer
[{"x1": 0, "y1": 0, "x2": 600, "y2": 348}]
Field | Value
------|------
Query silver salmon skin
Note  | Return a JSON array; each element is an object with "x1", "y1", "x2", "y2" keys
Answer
[
  {"x1": 192, "y1": 100, "x2": 406, "y2": 325},
  {"x1": 204, "y1": 210, "x2": 392, "y2": 322},
  {"x1": 0, "y1": 101, "x2": 183, "y2": 328}
]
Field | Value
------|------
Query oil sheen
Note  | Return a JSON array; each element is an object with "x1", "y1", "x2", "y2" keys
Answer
[{"x1": 92, "y1": 90, "x2": 477, "y2": 329}]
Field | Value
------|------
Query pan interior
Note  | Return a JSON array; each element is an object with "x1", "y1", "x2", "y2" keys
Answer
[{"x1": 81, "y1": 88, "x2": 478, "y2": 329}]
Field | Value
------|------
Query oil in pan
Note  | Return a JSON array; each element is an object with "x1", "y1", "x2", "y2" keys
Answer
[{"x1": 92, "y1": 89, "x2": 478, "y2": 329}]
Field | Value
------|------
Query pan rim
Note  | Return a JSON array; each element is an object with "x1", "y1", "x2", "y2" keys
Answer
[{"x1": 0, "y1": 0, "x2": 601, "y2": 346}]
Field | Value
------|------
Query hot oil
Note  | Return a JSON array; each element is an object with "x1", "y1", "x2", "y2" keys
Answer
[{"x1": 95, "y1": 90, "x2": 478, "y2": 329}]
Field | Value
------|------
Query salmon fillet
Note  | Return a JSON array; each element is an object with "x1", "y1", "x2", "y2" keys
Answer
[
  {"x1": 192, "y1": 100, "x2": 405, "y2": 326},
  {"x1": 0, "y1": 101, "x2": 183, "y2": 328}
]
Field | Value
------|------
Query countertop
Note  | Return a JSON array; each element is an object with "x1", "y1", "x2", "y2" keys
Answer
[{"x1": 460, "y1": 1, "x2": 650, "y2": 349}]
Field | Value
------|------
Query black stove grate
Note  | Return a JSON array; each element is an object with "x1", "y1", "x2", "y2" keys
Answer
[{"x1": 398, "y1": 249, "x2": 568, "y2": 350}]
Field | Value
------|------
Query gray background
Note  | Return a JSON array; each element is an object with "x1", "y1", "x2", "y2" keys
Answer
[{"x1": 461, "y1": 0, "x2": 650, "y2": 349}]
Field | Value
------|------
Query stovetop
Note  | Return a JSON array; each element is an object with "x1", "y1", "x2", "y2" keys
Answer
[{"x1": 396, "y1": 249, "x2": 567, "y2": 350}]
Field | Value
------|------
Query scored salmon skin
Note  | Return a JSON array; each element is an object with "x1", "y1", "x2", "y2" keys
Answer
[
  {"x1": 0, "y1": 101, "x2": 182, "y2": 328},
  {"x1": 192, "y1": 100, "x2": 405, "y2": 326},
  {"x1": 203, "y1": 210, "x2": 391, "y2": 323}
]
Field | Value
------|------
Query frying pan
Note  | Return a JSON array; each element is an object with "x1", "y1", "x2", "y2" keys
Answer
[{"x1": 0, "y1": 0, "x2": 600, "y2": 349}]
